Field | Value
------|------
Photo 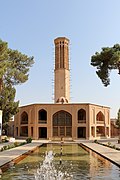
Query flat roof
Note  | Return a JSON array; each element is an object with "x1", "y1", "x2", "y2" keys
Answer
[{"x1": 19, "y1": 102, "x2": 110, "y2": 109}]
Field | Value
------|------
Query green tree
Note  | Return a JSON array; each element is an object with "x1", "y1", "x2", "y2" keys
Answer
[
  {"x1": 0, "y1": 39, "x2": 34, "y2": 124},
  {"x1": 116, "y1": 108, "x2": 120, "y2": 143},
  {"x1": 91, "y1": 44, "x2": 120, "y2": 86},
  {"x1": 0, "y1": 39, "x2": 9, "y2": 90},
  {"x1": 0, "y1": 39, "x2": 34, "y2": 86},
  {"x1": 0, "y1": 84, "x2": 19, "y2": 124}
]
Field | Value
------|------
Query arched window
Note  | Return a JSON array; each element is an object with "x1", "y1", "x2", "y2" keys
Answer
[
  {"x1": 96, "y1": 111, "x2": 105, "y2": 121},
  {"x1": 53, "y1": 110, "x2": 72, "y2": 137},
  {"x1": 21, "y1": 111, "x2": 28, "y2": 124},
  {"x1": 78, "y1": 109, "x2": 86, "y2": 123},
  {"x1": 38, "y1": 109, "x2": 47, "y2": 123}
]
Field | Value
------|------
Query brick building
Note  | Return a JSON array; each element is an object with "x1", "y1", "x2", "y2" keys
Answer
[{"x1": 14, "y1": 37, "x2": 110, "y2": 140}]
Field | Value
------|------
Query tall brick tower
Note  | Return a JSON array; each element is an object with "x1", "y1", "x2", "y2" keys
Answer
[{"x1": 54, "y1": 37, "x2": 70, "y2": 103}]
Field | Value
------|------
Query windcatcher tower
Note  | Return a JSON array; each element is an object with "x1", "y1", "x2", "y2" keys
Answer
[{"x1": 54, "y1": 37, "x2": 70, "y2": 103}]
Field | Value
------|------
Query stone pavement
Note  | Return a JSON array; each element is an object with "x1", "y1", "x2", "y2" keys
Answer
[
  {"x1": 0, "y1": 141, "x2": 45, "y2": 172},
  {"x1": 81, "y1": 142, "x2": 120, "y2": 167}
]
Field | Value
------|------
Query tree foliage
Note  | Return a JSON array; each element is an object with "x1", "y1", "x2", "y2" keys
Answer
[
  {"x1": 0, "y1": 39, "x2": 34, "y2": 87},
  {"x1": 116, "y1": 108, "x2": 120, "y2": 140},
  {"x1": 0, "y1": 40, "x2": 8, "y2": 90},
  {"x1": 91, "y1": 44, "x2": 120, "y2": 86},
  {"x1": 116, "y1": 108, "x2": 120, "y2": 128},
  {"x1": 0, "y1": 84, "x2": 19, "y2": 123},
  {"x1": 0, "y1": 39, "x2": 34, "y2": 123}
]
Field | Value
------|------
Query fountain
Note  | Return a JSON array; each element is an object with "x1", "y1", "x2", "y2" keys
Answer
[{"x1": 34, "y1": 150, "x2": 72, "y2": 180}]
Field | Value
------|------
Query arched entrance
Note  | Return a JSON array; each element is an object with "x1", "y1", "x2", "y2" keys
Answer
[
  {"x1": 53, "y1": 110, "x2": 72, "y2": 137},
  {"x1": 39, "y1": 127, "x2": 47, "y2": 138},
  {"x1": 77, "y1": 127, "x2": 86, "y2": 138}
]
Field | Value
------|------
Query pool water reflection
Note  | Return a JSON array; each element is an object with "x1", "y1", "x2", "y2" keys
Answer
[{"x1": 1, "y1": 143, "x2": 120, "y2": 180}]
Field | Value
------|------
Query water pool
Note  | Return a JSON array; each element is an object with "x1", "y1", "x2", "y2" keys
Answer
[{"x1": 1, "y1": 143, "x2": 120, "y2": 179}]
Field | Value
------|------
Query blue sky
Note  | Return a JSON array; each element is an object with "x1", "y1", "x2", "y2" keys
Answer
[{"x1": 0, "y1": 0, "x2": 120, "y2": 118}]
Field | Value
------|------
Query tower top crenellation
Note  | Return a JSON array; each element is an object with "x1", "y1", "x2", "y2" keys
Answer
[{"x1": 54, "y1": 37, "x2": 69, "y2": 42}]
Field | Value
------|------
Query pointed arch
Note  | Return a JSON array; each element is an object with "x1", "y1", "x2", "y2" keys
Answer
[
  {"x1": 21, "y1": 111, "x2": 28, "y2": 124},
  {"x1": 38, "y1": 109, "x2": 47, "y2": 123},
  {"x1": 96, "y1": 111, "x2": 105, "y2": 121},
  {"x1": 78, "y1": 109, "x2": 86, "y2": 122}
]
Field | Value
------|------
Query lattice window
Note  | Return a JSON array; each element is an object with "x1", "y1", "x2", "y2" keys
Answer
[
  {"x1": 66, "y1": 127, "x2": 72, "y2": 136},
  {"x1": 53, "y1": 111, "x2": 72, "y2": 137},
  {"x1": 60, "y1": 127, "x2": 65, "y2": 136},
  {"x1": 53, "y1": 127, "x2": 58, "y2": 136}
]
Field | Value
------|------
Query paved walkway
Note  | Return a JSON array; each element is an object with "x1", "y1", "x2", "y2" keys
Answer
[
  {"x1": 0, "y1": 141, "x2": 45, "y2": 172},
  {"x1": 81, "y1": 142, "x2": 120, "y2": 167}
]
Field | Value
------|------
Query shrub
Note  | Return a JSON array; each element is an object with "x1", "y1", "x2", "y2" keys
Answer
[
  {"x1": 3, "y1": 145, "x2": 8, "y2": 150},
  {"x1": 94, "y1": 139, "x2": 98, "y2": 143},
  {"x1": 20, "y1": 142, "x2": 26, "y2": 146},
  {"x1": 14, "y1": 142, "x2": 19, "y2": 147},
  {"x1": 4, "y1": 137, "x2": 9, "y2": 142},
  {"x1": 2, "y1": 136, "x2": 9, "y2": 142},
  {"x1": 26, "y1": 137, "x2": 32, "y2": 143},
  {"x1": 108, "y1": 142, "x2": 111, "y2": 146},
  {"x1": 7, "y1": 145, "x2": 11, "y2": 149},
  {"x1": 112, "y1": 145, "x2": 116, "y2": 149},
  {"x1": 0, "y1": 147, "x2": 4, "y2": 152}
]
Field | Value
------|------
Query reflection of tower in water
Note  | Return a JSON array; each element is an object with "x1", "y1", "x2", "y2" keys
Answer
[{"x1": 60, "y1": 140, "x2": 63, "y2": 165}]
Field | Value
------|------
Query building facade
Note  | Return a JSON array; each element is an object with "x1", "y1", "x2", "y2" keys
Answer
[
  {"x1": 110, "y1": 119, "x2": 119, "y2": 138},
  {"x1": 14, "y1": 37, "x2": 110, "y2": 140}
]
